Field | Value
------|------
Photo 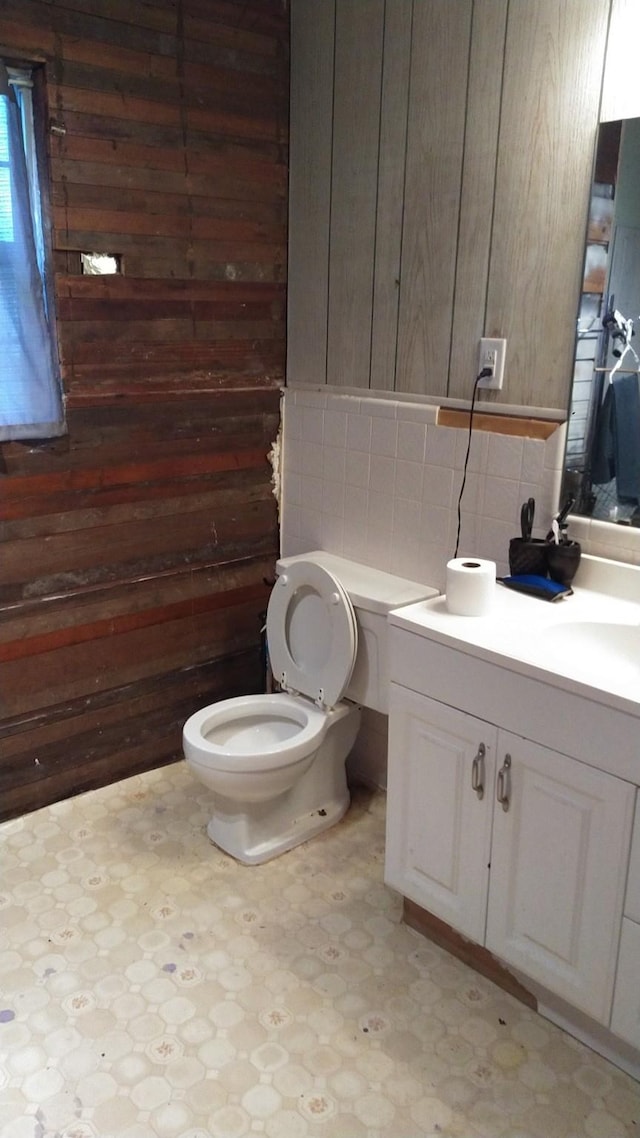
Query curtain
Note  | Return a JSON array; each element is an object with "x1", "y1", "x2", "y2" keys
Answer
[{"x1": 0, "y1": 63, "x2": 64, "y2": 440}]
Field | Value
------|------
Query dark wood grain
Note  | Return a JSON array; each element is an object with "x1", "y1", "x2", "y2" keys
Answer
[{"x1": 0, "y1": 0, "x2": 287, "y2": 818}]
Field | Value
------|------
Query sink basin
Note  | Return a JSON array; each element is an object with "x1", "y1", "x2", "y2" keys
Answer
[{"x1": 543, "y1": 620, "x2": 640, "y2": 685}]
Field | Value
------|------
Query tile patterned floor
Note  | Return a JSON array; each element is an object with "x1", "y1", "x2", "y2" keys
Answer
[{"x1": 1, "y1": 763, "x2": 639, "y2": 1138}]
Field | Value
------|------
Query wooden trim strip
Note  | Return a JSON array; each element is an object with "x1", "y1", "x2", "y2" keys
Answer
[{"x1": 437, "y1": 408, "x2": 559, "y2": 440}]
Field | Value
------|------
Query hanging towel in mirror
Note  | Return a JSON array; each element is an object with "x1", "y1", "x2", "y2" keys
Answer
[{"x1": 592, "y1": 372, "x2": 640, "y2": 503}]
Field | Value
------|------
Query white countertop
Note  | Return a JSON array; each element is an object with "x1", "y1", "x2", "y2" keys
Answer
[{"x1": 389, "y1": 556, "x2": 640, "y2": 718}]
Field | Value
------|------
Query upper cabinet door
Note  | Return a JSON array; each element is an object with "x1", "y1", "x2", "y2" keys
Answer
[
  {"x1": 385, "y1": 685, "x2": 496, "y2": 944},
  {"x1": 486, "y1": 732, "x2": 635, "y2": 1025}
]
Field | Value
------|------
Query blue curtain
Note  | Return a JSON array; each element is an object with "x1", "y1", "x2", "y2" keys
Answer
[{"x1": 0, "y1": 65, "x2": 64, "y2": 440}]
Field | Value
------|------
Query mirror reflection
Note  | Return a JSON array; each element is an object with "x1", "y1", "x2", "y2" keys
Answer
[{"x1": 565, "y1": 117, "x2": 640, "y2": 525}]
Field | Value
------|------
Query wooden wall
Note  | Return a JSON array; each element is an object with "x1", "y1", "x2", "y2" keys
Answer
[
  {"x1": 288, "y1": 0, "x2": 611, "y2": 413},
  {"x1": 0, "y1": 0, "x2": 288, "y2": 820}
]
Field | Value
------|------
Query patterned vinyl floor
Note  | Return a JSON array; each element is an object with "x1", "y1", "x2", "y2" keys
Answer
[{"x1": 1, "y1": 762, "x2": 639, "y2": 1137}]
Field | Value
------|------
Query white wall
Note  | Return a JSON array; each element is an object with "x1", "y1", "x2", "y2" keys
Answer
[
  {"x1": 280, "y1": 386, "x2": 568, "y2": 789},
  {"x1": 281, "y1": 388, "x2": 565, "y2": 591}
]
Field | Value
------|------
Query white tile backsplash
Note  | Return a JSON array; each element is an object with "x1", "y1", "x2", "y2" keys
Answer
[
  {"x1": 346, "y1": 413, "x2": 372, "y2": 453},
  {"x1": 481, "y1": 474, "x2": 520, "y2": 523},
  {"x1": 369, "y1": 453, "x2": 396, "y2": 494},
  {"x1": 302, "y1": 405, "x2": 324, "y2": 443},
  {"x1": 302, "y1": 441, "x2": 324, "y2": 478},
  {"x1": 395, "y1": 459, "x2": 424, "y2": 501},
  {"x1": 392, "y1": 495, "x2": 422, "y2": 537},
  {"x1": 361, "y1": 395, "x2": 397, "y2": 419},
  {"x1": 322, "y1": 445, "x2": 347, "y2": 483},
  {"x1": 345, "y1": 448, "x2": 370, "y2": 488},
  {"x1": 300, "y1": 474, "x2": 323, "y2": 512},
  {"x1": 420, "y1": 503, "x2": 450, "y2": 547},
  {"x1": 322, "y1": 478, "x2": 345, "y2": 517},
  {"x1": 568, "y1": 516, "x2": 640, "y2": 567},
  {"x1": 323, "y1": 409, "x2": 348, "y2": 449},
  {"x1": 425, "y1": 422, "x2": 457, "y2": 467},
  {"x1": 455, "y1": 424, "x2": 488, "y2": 472},
  {"x1": 397, "y1": 419, "x2": 427, "y2": 463},
  {"x1": 521, "y1": 437, "x2": 545, "y2": 484},
  {"x1": 487, "y1": 432, "x2": 523, "y2": 480},
  {"x1": 371, "y1": 415, "x2": 398, "y2": 457},
  {"x1": 281, "y1": 389, "x2": 566, "y2": 592},
  {"x1": 422, "y1": 463, "x2": 453, "y2": 508}
]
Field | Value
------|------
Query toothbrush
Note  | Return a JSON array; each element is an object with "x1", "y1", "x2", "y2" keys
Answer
[{"x1": 545, "y1": 496, "x2": 575, "y2": 543}]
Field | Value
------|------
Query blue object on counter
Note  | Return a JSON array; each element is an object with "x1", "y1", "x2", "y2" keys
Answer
[{"x1": 498, "y1": 574, "x2": 573, "y2": 601}]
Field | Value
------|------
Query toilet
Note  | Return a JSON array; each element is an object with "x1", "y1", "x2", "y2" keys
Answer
[{"x1": 183, "y1": 551, "x2": 436, "y2": 864}]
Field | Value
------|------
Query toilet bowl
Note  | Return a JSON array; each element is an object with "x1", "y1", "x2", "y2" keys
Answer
[
  {"x1": 184, "y1": 692, "x2": 361, "y2": 864},
  {"x1": 183, "y1": 552, "x2": 437, "y2": 864}
]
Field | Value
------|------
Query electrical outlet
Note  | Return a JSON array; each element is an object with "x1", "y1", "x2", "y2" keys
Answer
[{"x1": 477, "y1": 337, "x2": 506, "y2": 390}]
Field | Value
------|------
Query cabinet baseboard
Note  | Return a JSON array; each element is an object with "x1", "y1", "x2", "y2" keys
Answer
[{"x1": 402, "y1": 897, "x2": 537, "y2": 1011}]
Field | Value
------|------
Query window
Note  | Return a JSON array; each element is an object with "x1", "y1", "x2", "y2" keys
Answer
[{"x1": 0, "y1": 61, "x2": 64, "y2": 440}]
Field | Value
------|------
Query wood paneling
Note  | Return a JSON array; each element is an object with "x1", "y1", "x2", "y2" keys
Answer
[
  {"x1": 288, "y1": 0, "x2": 612, "y2": 414},
  {"x1": 369, "y1": 0, "x2": 413, "y2": 393},
  {"x1": 485, "y1": 0, "x2": 610, "y2": 412},
  {"x1": 0, "y1": 0, "x2": 287, "y2": 820},
  {"x1": 287, "y1": 0, "x2": 334, "y2": 387},
  {"x1": 395, "y1": 0, "x2": 472, "y2": 397},
  {"x1": 326, "y1": 0, "x2": 384, "y2": 387},
  {"x1": 447, "y1": 0, "x2": 508, "y2": 402}
]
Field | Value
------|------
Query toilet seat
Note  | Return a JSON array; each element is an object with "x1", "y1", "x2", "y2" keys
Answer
[
  {"x1": 183, "y1": 693, "x2": 331, "y2": 773},
  {"x1": 267, "y1": 560, "x2": 357, "y2": 708}
]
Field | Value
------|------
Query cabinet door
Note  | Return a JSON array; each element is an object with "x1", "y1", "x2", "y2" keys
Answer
[
  {"x1": 486, "y1": 733, "x2": 634, "y2": 1024},
  {"x1": 385, "y1": 685, "x2": 496, "y2": 943},
  {"x1": 610, "y1": 918, "x2": 640, "y2": 1048}
]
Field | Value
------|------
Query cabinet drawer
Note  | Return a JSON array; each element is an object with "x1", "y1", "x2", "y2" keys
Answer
[
  {"x1": 610, "y1": 918, "x2": 640, "y2": 1048},
  {"x1": 624, "y1": 794, "x2": 640, "y2": 922}
]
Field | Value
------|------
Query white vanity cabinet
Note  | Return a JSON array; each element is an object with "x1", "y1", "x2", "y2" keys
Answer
[
  {"x1": 485, "y1": 729, "x2": 631, "y2": 1024},
  {"x1": 385, "y1": 686, "x2": 496, "y2": 945},
  {"x1": 610, "y1": 807, "x2": 640, "y2": 1048},
  {"x1": 385, "y1": 619, "x2": 637, "y2": 1033}
]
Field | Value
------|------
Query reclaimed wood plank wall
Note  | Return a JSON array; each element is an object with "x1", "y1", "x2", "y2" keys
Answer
[{"x1": 0, "y1": 0, "x2": 288, "y2": 820}]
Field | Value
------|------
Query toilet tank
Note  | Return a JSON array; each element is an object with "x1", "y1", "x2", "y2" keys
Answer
[{"x1": 276, "y1": 551, "x2": 437, "y2": 714}]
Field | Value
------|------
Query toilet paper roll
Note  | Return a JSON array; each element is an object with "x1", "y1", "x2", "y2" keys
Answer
[{"x1": 445, "y1": 557, "x2": 496, "y2": 616}]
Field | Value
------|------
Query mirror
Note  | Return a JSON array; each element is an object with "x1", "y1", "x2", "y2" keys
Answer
[{"x1": 564, "y1": 117, "x2": 640, "y2": 525}]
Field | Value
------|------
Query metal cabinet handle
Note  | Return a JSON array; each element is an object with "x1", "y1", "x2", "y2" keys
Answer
[
  {"x1": 496, "y1": 753, "x2": 511, "y2": 812},
  {"x1": 471, "y1": 743, "x2": 486, "y2": 800}
]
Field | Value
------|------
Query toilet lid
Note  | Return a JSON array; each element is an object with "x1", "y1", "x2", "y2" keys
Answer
[{"x1": 267, "y1": 560, "x2": 357, "y2": 708}]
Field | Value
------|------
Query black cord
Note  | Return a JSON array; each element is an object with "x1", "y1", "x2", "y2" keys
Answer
[{"x1": 453, "y1": 367, "x2": 492, "y2": 559}]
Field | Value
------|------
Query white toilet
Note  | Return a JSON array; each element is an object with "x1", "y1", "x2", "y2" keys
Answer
[{"x1": 183, "y1": 551, "x2": 436, "y2": 864}]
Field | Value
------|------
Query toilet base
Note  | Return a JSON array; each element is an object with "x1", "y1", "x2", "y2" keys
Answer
[
  {"x1": 190, "y1": 698, "x2": 361, "y2": 865},
  {"x1": 206, "y1": 786, "x2": 350, "y2": 865}
]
